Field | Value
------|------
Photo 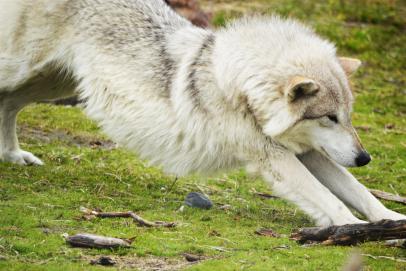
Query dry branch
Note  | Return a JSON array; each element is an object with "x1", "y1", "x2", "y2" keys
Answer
[
  {"x1": 80, "y1": 207, "x2": 176, "y2": 228},
  {"x1": 369, "y1": 189, "x2": 406, "y2": 205},
  {"x1": 64, "y1": 233, "x2": 132, "y2": 249},
  {"x1": 291, "y1": 219, "x2": 406, "y2": 246}
]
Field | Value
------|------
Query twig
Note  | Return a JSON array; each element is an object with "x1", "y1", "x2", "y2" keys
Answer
[
  {"x1": 80, "y1": 207, "x2": 176, "y2": 228},
  {"x1": 165, "y1": 176, "x2": 179, "y2": 195},
  {"x1": 369, "y1": 189, "x2": 406, "y2": 205},
  {"x1": 255, "y1": 228, "x2": 280, "y2": 237},
  {"x1": 291, "y1": 219, "x2": 406, "y2": 245},
  {"x1": 361, "y1": 254, "x2": 406, "y2": 263},
  {"x1": 254, "y1": 192, "x2": 279, "y2": 199}
]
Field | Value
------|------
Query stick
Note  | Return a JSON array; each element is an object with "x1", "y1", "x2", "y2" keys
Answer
[
  {"x1": 80, "y1": 207, "x2": 176, "y2": 228},
  {"x1": 369, "y1": 189, "x2": 406, "y2": 205},
  {"x1": 361, "y1": 254, "x2": 406, "y2": 263},
  {"x1": 64, "y1": 233, "x2": 132, "y2": 249},
  {"x1": 291, "y1": 219, "x2": 406, "y2": 245},
  {"x1": 254, "y1": 192, "x2": 279, "y2": 199}
]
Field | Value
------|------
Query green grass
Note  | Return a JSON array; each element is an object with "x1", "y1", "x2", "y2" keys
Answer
[{"x1": 1, "y1": 0, "x2": 406, "y2": 270}]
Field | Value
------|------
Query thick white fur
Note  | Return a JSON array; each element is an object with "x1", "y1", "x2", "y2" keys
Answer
[{"x1": 0, "y1": 0, "x2": 404, "y2": 226}]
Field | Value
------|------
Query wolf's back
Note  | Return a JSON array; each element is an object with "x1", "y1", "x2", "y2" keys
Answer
[{"x1": 0, "y1": 0, "x2": 190, "y2": 50}]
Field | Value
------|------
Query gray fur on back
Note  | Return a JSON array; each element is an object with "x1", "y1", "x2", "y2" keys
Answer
[{"x1": 67, "y1": 0, "x2": 191, "y2": 98}]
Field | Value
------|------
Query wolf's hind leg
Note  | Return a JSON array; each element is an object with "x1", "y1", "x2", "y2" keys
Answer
[
  {"x1": 261, "y1": 151, "x2": 363, "y2": 227},
  {"x1": 298, "y1": 150, "x2": 406, "y2": 222},
  {"x1": 0, "y1": 94, "x2": 43, "y2": 165}
]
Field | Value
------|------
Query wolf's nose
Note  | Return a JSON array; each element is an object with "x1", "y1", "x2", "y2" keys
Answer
[{"x1": 355, "y1": 151, "x2": 371, "y2": 167}]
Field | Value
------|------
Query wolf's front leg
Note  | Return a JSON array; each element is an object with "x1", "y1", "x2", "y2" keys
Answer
[
  {"x1": 298, "y1": 150, "x2": 406, "y2": 222},
  {"x1": 0, "y1": 97, "x2": 43, "y2": 165},
  {"x1": 261, "y1": 151, "x2": 363, "y2": 226}
]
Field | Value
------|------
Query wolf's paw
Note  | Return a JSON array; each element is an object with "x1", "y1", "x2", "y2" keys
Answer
[
  {"x1": 316, "y1": 215, "x2": 366, "y2": 227},
  {"x1": 1, "y1": 149, "x2": 44, "y2": 166},
  {"x1": 372, "y1": 210, "x2": 406, "y2": 221},
  {"x1": 369, "y1": 209, "x2": 406, "y2": 222}
]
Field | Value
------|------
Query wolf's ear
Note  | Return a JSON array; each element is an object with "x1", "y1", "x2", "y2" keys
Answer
[
  {"x1": 287, "y1": 76, "x2": 319, "y2": 103},
  {"x1": 339, "y1": 57, "x2": 362, "y2": 76}
]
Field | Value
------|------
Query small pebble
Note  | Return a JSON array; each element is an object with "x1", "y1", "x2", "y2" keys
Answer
[
  {"x1": 177, "y1": 205, "x2": 185, "y2": 212},
  {"x1": 42, "y1": 228, "x2": 51, "y2": 235},
  {"x1": 219, "y1": 204, "x2": 232, "y2": 210},
  {"x1": 184, "y1": 192, "x2": 213, "y2": 209},
  {"x1": 90, "y1": 256, "x2": 116, "y2": 266},
  {"x1": 183, "y1": 253, "x2": 203, "y2": 262}
]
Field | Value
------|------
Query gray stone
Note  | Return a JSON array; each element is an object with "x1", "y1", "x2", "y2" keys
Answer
[{"x1": 184, "y1": 192, "x2": 213, "y2": 209}]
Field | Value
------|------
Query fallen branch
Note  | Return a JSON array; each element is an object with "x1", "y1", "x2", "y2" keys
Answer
[
  {"x1": 369, "y1": 189, "x2": 406, "y2": 205},
  {"x1": 64, "y1": 233, "x2": 132, "y2": 249},
  {"x1": 291, "y1": 219, "x2": 406, "y2": 245},
  {"x1": 80, "y1": 207, "x2": 176, "y2": 228}
]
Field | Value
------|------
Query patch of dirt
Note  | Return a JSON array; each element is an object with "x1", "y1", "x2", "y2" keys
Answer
[
  {"x1": 83, "y1": 255, "x2": 197, "y2": 271},
  {"x1": 18, "y1": 124, "x2": 117, "y2": 150}
]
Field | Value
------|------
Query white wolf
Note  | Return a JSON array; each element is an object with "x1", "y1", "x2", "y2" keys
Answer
[{"x1": 0, "y1": 0, "x2": 404, "y2": 226}]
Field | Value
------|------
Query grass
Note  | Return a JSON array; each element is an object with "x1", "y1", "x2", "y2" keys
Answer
[{"x1": 1, "y1": 0, "x2": 405, "y2": 270}]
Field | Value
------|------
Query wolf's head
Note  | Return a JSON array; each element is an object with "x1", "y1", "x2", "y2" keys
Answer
[{"x1": 213, "y1": 16, "x2": 370, "y2": 167}]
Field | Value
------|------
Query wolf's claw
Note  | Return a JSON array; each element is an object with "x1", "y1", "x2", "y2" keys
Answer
[{"x1": 1, "y1": 149, "x2": 44, "y2": 166}]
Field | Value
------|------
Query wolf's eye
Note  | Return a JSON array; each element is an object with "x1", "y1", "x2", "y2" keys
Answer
[{"x1": 327, "y1": 115, "x2": 338, "y2": 123}]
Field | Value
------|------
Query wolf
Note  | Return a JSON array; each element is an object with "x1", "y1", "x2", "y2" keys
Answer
[{"x1": 0, "y1": 0, "x2": 404, "y2": 226}]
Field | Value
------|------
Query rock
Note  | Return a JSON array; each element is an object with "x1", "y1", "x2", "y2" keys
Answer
[
  {"x1": 90, "y1": 256, "x2": 116, "y2": 266},
  {"x1": 41, "y1": 227, "x2": 51, "y2": 235},
  {"x1": 219, "y1": 204, "x2": 232, "y2": 211},
  {"x1": 177, "y1": 205, "x2": 185, "y2": 212},
  {"x1": 185, "y1": 192, "x2": 213, "y2": 209},
  {"x1": 183, "y1": 253, "x2": 203, "y2": 262}
]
